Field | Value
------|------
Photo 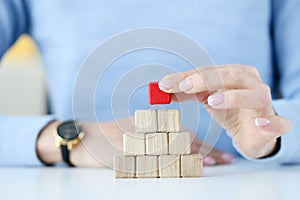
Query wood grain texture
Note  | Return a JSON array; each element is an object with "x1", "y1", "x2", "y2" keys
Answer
[
  {"x1": 158, "y1": 155, "x2": 180, "y2": 178},
  {"x1": 180, "y1": 154, "x2": 203, "y2": 177},
  {"x1": 136, "y1": 155, "x2": 158, "y2": 178},
  {"x1": 168, "y1": 132, "x2": 191, "y2": 155},
  {"x1": 135, "y1": 110, "x2": 157, "y2": 133},
  {"x1": 157, "y1": 109, "x2": 180, "y2": 132},
  {"x1": 146, "y1": 132, "x2": 168, "y2": 155},
  {"x1": 114, "y1": 156, "x2": 135, "y2": 178},
  {"x1": 123, "y1": 132, "x2": 145, "y2": 155}
]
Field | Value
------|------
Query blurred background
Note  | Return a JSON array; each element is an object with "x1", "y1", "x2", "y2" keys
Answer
[{"x1": 0, "y1": 35, "x2": 47, "y2": 115}]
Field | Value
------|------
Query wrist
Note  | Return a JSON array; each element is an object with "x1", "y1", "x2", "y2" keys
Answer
[
  {"x1": 68, "y1": 122, "x2": 89, "y2": 167},
  {"x1": 69, "y1": 122, "x2": 105, "y2": 168},
  {"x1": 36, "y1": 120, "x2": 62, "y2": 164}
]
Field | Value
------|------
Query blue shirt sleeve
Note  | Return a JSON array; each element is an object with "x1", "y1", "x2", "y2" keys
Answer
[
  {"x1": 0, "y1": 115, "x2": 55, "y2": 166},
  {"x1": 0, "y1": 0, "x2": 55, "y2": 166},
  {"x1": 271, "y1": 0, "x2": 300, "y2": 164},
  {"x1": 234, "y1": 0, "x2": 300, "y2": 164}
]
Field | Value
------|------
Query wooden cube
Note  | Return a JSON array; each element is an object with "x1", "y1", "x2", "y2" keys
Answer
[
  {"x1": 135, "y1": 110, "x2": 157, "y2": 133},
  {"x1": 136, "y1": 156, "x2": 158, "y2": 178},
  {"x1": 158, "y1": 155, "x2": 180, "y2": 178},
  {"x1": 180, "y1": 154, "x2": 203, "y2": 177},
  {"x1": 114, "y1": 156, "x2": 135, "y2": 178},
  {"x1": 157, "y1": 109, "x2": 180, "y2": 132},
  {"x1": 146, "y1": 132, "x2": 168, "y2": 155},
  {"x1": 168, "y1": 132, "x2": 191, "y2": 155},
  {"x1": 123, "y1": 132, "x2": 145, "y2": 155}
]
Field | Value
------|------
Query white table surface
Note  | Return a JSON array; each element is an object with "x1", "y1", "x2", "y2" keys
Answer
[{"x1": 1, "y1": 159, "x2": 299, "y2": 200}]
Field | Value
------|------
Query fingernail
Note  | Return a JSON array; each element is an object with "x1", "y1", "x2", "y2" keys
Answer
[
  {"x1": 208, "y1": 93, "x2": 224, "y2": 106},
  {"x1": 221, "y1": 153, "x2": 235, "y2": 162},
  {"x1": 203, "y1": 156, "x2": 217, "y2": 165},
  {"x1": 159, "y1": 79, "x2": 174, "y2": 90},
  {"x1": 179, "y1": 78, "x2": 193, "y2": 91},
  {"x1": 255, "y1": 118, "x2": 270, "y2": 127}
]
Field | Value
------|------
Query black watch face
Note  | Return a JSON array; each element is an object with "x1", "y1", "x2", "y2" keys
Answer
[{"x1": 58, "y1": 122, "x2": 82, "y2": 141}]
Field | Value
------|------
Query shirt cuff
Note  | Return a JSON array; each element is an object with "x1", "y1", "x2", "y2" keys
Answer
[{"x1": 0, "y1": 115, "x2": 55, "y2": 166}]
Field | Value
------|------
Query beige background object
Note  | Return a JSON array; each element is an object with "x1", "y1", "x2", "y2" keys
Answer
[{"x1": 0, "y1": 35, "x2": 47, "y2": 115}]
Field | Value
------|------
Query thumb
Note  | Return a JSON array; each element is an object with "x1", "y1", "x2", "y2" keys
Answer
[{"x1": 255, "y1": 115, "x2": 292, "y2": 137}]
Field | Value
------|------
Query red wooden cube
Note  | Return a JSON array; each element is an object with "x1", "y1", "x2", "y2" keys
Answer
[{"x1": 148, "y1": 82, "x2": 171, "y2": 105}]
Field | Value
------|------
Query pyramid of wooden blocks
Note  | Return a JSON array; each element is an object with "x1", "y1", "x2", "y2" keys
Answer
[{"x1": 114, "y1": 109, "x2": 203, "y2": 178}]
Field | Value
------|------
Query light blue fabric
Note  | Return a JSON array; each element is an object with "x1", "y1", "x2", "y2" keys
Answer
[{"x1": 1, "y1": 0, "x2": 300, "y2": 166}]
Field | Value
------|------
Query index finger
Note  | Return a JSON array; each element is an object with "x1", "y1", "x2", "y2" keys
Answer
[
  {"x1": 158, "y1": 66, "x2": 216, "y2": 93},
  {"x1": 159, "y1": 64, "x2": 262, "y2": 94}
]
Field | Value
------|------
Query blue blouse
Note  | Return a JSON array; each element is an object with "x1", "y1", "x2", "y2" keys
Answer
[{"x1": 1, "y1": 0, "x2": 300, "y2": 165}]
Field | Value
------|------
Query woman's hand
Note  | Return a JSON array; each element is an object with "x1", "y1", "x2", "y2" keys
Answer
[
  {"x1": 37, "y1": 118, "x2": 235, "y2": 167},
  {"x1": 159, "y1": 64, "x2": 292, "y2": 158}
]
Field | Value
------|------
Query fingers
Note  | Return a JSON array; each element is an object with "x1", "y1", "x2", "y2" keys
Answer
[
  {"x1": 203, "y1": 153, "x2": 235, "y2": 166},
  {"x1": 207, "y1": 87, "x2": 272, "y2": 110},
  {"x1": 171, "y1": 91, "x2": 210, "y2": 103},
  {"x1": 255, "y1": 115, "x2": 292, "y2": 138},
  {"x1": 160, "y1": 64, "x2": 272, "y2": 112},
  {"x1": 179, "y1": 68, "x2": 261, "y2": 94},
  {"x1": 158, "y1": 65, "x2": 220, "y2": 92},
  {"x1": 191, "y1": 136, "x2": 235, "y2": 166},
  {"x1": 159, "y1": 65, "x2": 263, "y2": 94}
]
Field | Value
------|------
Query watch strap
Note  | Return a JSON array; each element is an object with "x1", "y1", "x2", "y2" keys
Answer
[{"x1": 61, "y1": 145, "x2": 74, "y2": 167}]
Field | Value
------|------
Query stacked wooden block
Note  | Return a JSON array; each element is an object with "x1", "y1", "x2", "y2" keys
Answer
[{"x1": 114, "y1": 109, "x2": 203, "y2": 178}]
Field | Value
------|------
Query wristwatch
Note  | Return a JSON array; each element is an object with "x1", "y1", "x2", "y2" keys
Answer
[{"x1": 55, "y1": 121, "x2": 85, "y2": 166}]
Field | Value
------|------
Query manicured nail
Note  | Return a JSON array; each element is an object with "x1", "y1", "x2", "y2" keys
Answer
[
  {"x1": 159, "y1": 79, "x2": 174, "y2": 90},
  {"x1": 179, "y1": 78, "x2": 193, "y2": 91},
  {"x1": 207, "y1": 93, "x2": 224, "y2": 106},
  {"x1": 221, "y1": 153, "x2": 235, "y2": 162},
  {"x1": 203, "y1": 156, "x2": 217, "y2": 165},
  {"x1": 255, "y1": 118, "x2": 270, "y2": 127}
]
